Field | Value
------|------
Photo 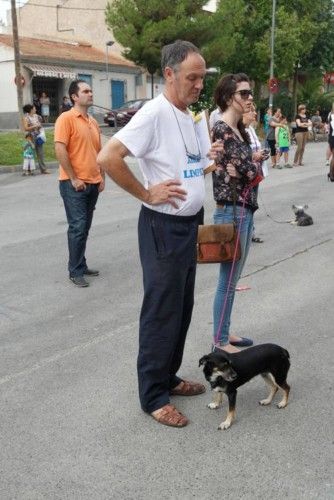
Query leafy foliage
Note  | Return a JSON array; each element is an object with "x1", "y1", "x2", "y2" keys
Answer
[
  {"x1": 105, "y1": 0, "x2": 334, "y2": 114},
  {"x1": 105, "y1": 0, "x2": 214, "y2": 75}
]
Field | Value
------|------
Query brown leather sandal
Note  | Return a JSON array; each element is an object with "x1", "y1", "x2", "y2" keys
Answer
[
  {"x1": 151, "y1": 404, "x2": 188, "y2": 427},
  {"x1": 170, "y1": 380, "x2": 206, "y2": 396}
]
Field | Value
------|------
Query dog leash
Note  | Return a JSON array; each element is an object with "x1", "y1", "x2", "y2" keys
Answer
[
  {"x1": 213, "y1": 183, "x2": 249, "y2": 347},
  {"x1": 258, "y1": 191, "x2": 290, "y2": 224}
]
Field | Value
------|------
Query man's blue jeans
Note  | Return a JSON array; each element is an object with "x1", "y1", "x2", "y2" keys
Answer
[
  {"x1": 213, "y1": 204, "x2": 254, "y2": 346},
  {"x1": 59, "y1": 180, "x2": 99, "y2": 277}
]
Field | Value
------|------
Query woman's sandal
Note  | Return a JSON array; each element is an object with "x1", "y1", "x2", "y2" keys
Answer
[
  {"x1": 170, "y1": 380, "x2": 206, "y2": 396},
  {"x1": 151, "y1": 404, "x2": 188, "y2": 427}
]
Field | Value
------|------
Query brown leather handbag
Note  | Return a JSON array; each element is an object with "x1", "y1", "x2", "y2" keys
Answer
[
  {"x1": 197, "y1": 223, "x2": 241, "y2": 263},
  {"x1": 197, "y1": 182, "x2": 241, "y2": 264}
]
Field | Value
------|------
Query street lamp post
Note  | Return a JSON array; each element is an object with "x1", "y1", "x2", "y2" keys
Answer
[
  {"x1": 268, "y1": 0, "x2": 276, "y2": 107},
  {"x1": 105, "y1": 40, "x2": 114, "y2": 107}
]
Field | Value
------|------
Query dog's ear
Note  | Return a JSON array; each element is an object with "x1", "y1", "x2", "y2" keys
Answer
[
  {"x1": 292, "y1": 204, "x2": 296, "y2": 210},
  {"x1": 199, "y1": 355, "x2": 210, "y2": 367}
]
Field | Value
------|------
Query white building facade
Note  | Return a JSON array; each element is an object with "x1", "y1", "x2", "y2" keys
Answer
[{"x1": 0, "y1": 34, "x2": 143, "y2": 128}]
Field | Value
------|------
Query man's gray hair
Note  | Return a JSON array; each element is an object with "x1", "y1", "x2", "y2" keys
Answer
[{"x1": 161, "y1": 40, "x2": 200, "y2": 73}]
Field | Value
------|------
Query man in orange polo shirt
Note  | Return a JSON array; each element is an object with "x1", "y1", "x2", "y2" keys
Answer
[{"x1": 55, "y1": 80, "x2": 105, "y2": 287}]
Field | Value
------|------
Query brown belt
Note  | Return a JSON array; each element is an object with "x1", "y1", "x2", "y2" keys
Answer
[{"x1": 216, "y1": 202, "x2": 225, "y2": 208}]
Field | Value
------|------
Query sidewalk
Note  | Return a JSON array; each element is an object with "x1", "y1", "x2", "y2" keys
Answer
[{"x1": 0, "y1": 161, "x2": 58, "y2": 174}]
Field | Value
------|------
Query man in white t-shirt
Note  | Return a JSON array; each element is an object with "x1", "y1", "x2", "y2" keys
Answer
[{"x1": 98, "y1": 40, "x2": 212, "y2": 428}]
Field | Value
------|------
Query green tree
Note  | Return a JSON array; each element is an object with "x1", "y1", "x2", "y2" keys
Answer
[
  {"x1": 206, "y1": 0, "x2": 334, "y2": 109},
  {"x1": 105, "y1": 0, "x2": 214, "y2": 96}
]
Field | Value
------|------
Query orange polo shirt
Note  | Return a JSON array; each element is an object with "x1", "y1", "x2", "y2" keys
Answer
[{"x1": 54, "y1": 107, "x2": 102, "y2": 183}]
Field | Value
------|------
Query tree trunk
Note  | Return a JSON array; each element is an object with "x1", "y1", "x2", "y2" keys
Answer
[{"x1": 11, "y1": 0, "x2": 24, "y2": 131}]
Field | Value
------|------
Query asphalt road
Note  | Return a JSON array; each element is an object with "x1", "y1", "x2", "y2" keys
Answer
[{"x1": 0, "y1": 140, "x2": 333, "y2": 500}]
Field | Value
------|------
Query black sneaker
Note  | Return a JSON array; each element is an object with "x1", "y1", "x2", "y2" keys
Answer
[
  {"x1": 84, "y1": 268, "x2": 99, "y2": 276},
  {"x1": 69, "y1": 276, "x2": 89, "y2": 287}
]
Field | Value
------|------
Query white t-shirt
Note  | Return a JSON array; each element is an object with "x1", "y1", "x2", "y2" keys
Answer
[
  {"x1": 209, "y1": 107, "x2": 223, "y2": 130},
  {"x1": 115, "y1": 93, "x2": 211, "y2": 216},
  {"x1": 246, "y1": 124, "x2": 268, "y2": 178}
]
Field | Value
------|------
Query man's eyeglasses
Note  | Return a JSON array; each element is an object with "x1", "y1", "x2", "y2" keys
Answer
[{"x1": 233, "y1": 89, "x2": 253, "y2": 100}]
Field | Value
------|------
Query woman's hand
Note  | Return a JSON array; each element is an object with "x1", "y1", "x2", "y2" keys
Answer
[
  {"x1": 226, "y1": 163, "x2": 241, "y2": 179},
  {"x1": 252, "y1": 151, "x2": 263, "y2": 162},
  {"x1": 207, "y1": 140, "x2": 224, "y2": 161}
]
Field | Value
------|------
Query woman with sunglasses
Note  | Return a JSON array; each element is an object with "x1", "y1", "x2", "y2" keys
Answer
[
  {"x1": 211, "y1": 73, "x2": 267, "y2": 353},
  {"x1": 293, "y1": 104, "x2": 312, "y2": 166}
]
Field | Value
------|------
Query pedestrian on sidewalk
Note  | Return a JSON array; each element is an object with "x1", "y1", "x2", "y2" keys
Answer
[
  {"x1": 293, "y1": 104, "x2": 311, "y2": 166},
  {"x1": 97, "y1": 40, "x2": 212, "y2": 428},
  {"x1": 22, "y1": 104, "x2": 50, "y2": 174},
  {"x1": 210, "y1": 73, "x2": 262, "y2": 354},
  {"x1": 243, "y1": 104, "x2": 269, "y2": 243},
  {"x1": 54, "y1": 80, "x2": 105, "y2": 288},
  {"x1": 22, "y1": 132, "x2": 36, "y2": 176},
  {"x1": 276, "y1": 115, "x2": 292, "y2": 168},
  {"x1": 266, "y1": 107, "x2": 282, "y2": 168}
]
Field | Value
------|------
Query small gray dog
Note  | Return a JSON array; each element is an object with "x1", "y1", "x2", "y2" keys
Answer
[{"x1": 291, "y1": 204, "x2": 313, "y2": 226}]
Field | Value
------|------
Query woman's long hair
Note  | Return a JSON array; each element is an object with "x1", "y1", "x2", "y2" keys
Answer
[{"x1": 214, "y1": 73, "x2": 251, "y2": 144}]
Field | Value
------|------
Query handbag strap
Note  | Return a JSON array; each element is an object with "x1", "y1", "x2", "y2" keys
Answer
[
  {"x1": 231, "y1": 178, "x2": 237, "y2": 224},
  {"x1": 213, "y1": 185, "x2": 250, "y2": 347}
]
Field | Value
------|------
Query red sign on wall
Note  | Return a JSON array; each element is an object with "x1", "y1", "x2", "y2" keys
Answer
[
  {"x1": 268, "y1": 77, "x2": 279, "y2": 93},
  {"x1": 14, "y1": 75, "x2": 25, "y2": 86},
  {"x1": 323, "y1": 73, "x2": 334, "y2": 85}
]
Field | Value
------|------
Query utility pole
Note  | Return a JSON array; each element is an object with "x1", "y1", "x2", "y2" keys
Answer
[
  {"x1": 268, "y1": 0, "x2": 276, "y2": 108},
  {"x1": 11, "y1": 0, "x2": 24, "y2": 130}
]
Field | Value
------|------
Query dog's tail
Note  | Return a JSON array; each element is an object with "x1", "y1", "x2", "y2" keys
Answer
[{"x1": 283, "y1": 348, "x2": 290, "y2": 360}]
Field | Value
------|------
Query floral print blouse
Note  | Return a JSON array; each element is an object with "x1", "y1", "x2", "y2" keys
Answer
[{"x1": 212, "y1": 121, "x2": 259, "y2": 212}]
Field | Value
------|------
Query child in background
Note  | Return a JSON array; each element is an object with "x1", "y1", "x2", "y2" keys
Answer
[
  {"x1": 276, "y1": 115, "x2": 292, "y2": 168},
  {"x1": 22, "y1": 132, "x2": 36, "y2": 176}
]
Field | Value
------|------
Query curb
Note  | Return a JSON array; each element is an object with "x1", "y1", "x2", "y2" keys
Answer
[{"x1": 0, "y1": 162, "x2": 58, "y2": 174}]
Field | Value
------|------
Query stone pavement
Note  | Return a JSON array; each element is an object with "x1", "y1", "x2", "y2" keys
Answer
[{"x1": 0, "y1": 140, "x2": 333, "y2": 499}]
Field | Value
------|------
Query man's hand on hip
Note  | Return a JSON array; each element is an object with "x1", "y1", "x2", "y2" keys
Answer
[{"x1": 146, "y1": 179, "x2": 187, "y2": 209}]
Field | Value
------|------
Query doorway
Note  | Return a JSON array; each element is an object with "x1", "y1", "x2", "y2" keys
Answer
[
  {"x1": 32, "y1": 77, "x2": 61, "y2": 123},
  {"x1": 111, "y1": 80, "x2": 125, "y2": 108}
]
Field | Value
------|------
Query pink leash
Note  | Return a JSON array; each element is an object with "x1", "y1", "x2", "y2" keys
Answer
[{"x1": 213, "y1": 188, "x2": 250, "y2": 347}]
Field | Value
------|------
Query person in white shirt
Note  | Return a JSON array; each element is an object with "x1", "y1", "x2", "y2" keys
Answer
[
  {"x1": 209, "y1": 107, "x2": 223, "y2": 131},
  {"x1": 243, "y1": 105, "x2": 269, "y2": 243},
  {"x1": 98, "y1": 40, "x2": 212, "y2": 428}
]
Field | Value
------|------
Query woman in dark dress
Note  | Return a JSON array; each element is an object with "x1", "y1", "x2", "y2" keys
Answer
[{"x1": 211, "y1": 73, "x2": 267, "y2": 353}]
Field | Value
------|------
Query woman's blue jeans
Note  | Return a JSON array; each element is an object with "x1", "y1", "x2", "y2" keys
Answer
[
  {"x1": 59, "y1": 180, "x2": 99, "y2": 277},
  {"x1": 213, "y1": 204, "x2": 254, "y2": 346}
]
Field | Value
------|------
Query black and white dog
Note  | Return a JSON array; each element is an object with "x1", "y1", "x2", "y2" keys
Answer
[
  {"x1": 291, "y1": 204, "x2": 313, "y2": 226},
  {"x1": 199, "y1": 344, "x2": 290, "y2": 430}
]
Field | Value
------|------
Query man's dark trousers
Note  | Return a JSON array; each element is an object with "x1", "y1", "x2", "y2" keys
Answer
[
  {"x1": 59, "y1": 180, "x2": 99, "y2": 277},
  {"x1": 137, "y1": 205, "x2": 200, "y2": 414}
]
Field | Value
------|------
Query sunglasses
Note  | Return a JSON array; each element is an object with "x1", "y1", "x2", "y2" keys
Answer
[{"x1": 233, "y1": 89, "x2": 253, "y2": 100}]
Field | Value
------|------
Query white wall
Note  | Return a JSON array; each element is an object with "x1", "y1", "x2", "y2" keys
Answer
[
  {"x1": 0, "y1": 61, "x2": 17, "y2": 112},
  {"x1": 77, "y1": 67, "x2": 137, "y2": 110},
  {"x1": 0, "y1": 45, "x2": 34, "y2": 113},
  {"x1": 145, "y1": 75, "x2": 164, "y2": 99}
]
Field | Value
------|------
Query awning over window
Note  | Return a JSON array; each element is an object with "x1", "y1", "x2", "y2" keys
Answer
[{"x1": 25, "y1": 64, "x2": 77, "y2": 79}]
